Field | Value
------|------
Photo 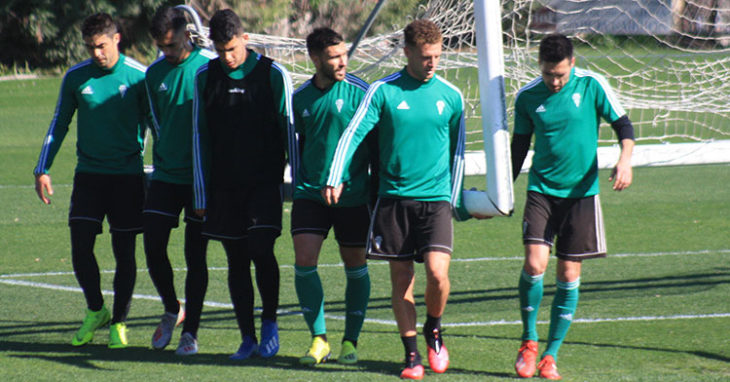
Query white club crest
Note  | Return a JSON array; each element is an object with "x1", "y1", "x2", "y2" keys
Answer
[
  {"x1": 572, "y1": 93, "x2": 581, "y2": 107},
  {"x1": 336, "y1": 98, "x2": 344, "y2": 113},
  {"x1": 436, "y1": 100, "x2": 445, "y2": 115},
  {"x1": 118, "y1": 84, "x2": 128, "y2": 98}
]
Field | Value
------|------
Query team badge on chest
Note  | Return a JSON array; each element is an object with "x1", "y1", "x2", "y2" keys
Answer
[
  {"x1": 436, "y1": 100, "x2": 445, "y2": 115},
  {"x1": 572, "y1": 93, "x2": 581, "y2": 107}
]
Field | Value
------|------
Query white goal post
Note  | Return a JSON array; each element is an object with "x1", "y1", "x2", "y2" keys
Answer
[
  {"x1": 179, "y1": 0, "x2": 730, "y2": 208},
  {"x1": 462, "y1": 0, "x2": 514, "y2": 217}
]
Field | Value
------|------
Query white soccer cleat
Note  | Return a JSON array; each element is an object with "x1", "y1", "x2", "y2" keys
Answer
[
  {"x1": 152, "y1": 305, "x2": 185, "y2": 350},
  {"x1": 175, "y1": 332, "x2": 199, "y2": 356}
]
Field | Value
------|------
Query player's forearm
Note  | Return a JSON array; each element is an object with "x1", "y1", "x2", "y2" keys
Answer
[
  {"x1": 618, "y1": 138, "x2": 634, "y2": 165},
  {"x1": 510, "y1": 133, "x2": 531, "y2": 180}
]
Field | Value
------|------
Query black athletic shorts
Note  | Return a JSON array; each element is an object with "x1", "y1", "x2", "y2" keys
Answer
[
  {"x1": 367, "y1": 198, "x2": 453, "y2": 262},
  {"x1": 143, "y1": 180, "x2": 202, "y2": 228},
  {"x1": 522, "y1": 191, "x2": 607, "y2": 260},
  {"x1": 69, "y1": 172, "x2": 144, "y2": 234},
  {"x1": 290, "y1": 198, "x2": 369, "y2": 247},
  {"x1": 202, "y1": 183, "x2": 283, "y2": 240}
]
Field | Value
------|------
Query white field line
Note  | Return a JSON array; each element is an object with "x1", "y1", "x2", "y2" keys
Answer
[
  {"x1": 2, "y1": 249, "x2": 729, "y2": 328},
  {"x1": 1, "y1": 277, "x2": 728, "y2": 328},
  {"x1": 3, "y1": 249, "x2": 729, "y2": 279}
]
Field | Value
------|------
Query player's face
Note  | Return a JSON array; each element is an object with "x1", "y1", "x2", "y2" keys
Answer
[
  {"x1": 312, "y1": 42, "x2": 348, "y2": 84},
  {"x1": 404, "y1": 42, "x2": 442, "y2": 82},
  {"x1": 540, "y1": 57, "x2": 575, "y2": 93},
  {"x1": 155, "y1": 29, "x2": 191, "y2": 65},
  {"x1": 214, "y1": 33, "x2": 249, "y2": 69},
  {"x1": 84, "y1": 32, "x2": 120, "y2": 69}
]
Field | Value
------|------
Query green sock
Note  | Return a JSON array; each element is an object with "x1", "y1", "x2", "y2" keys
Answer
[
  {"x1": 518, "y1": 269, "x2": 544, "y2": 341},
  {"x1": 543, "y1": 278, "x2": 580, "y2": 361},
  {"x1": 343, "y1": 264, "x2": 370, "y2": 342},
  {"x1": 294, "y1": 265, "x2": 326, "y2": 336}
]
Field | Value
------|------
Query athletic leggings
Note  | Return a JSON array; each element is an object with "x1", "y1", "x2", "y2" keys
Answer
[
  {"x1": 70, "y1": 221, "x2": 136, "y2": 324},
  {"x1": 144, "y1": 218, "x2": 208, "y2": 337},
  {"x1": 222, "y1": 229, "x2": 280, "y2": 341}
]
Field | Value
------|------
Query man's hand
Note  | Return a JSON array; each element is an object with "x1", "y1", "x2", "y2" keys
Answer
[
  {"x1": 609, "y1": 159, "x2": 633, "y2": 191},
  {"x1": 609, "y1": 138, "x2": 634, "y2": 191},
  {"x1": 35, "y1": 174, "x2": 54, "y2": 204},
  {"x1": 321, "y1": 184, "x2": 343, "y2": 206},
  {"x1": 195, "y1": 208, "x2": 206, "y2": 218}
]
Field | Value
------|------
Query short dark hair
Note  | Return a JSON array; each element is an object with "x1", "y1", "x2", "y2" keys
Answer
[
  {"x1": 404, "y1": 19, "x2": 442, "y2": 47},
  {"x1": 539, "y1": 34, "x2": 573, "y2": 63},
  {"x1": 209, "y1": 9, "x2": 244, "y2": 43},
  {"x1": 81, "y1": 13, "x2": 118, "y2": 38},
  {"x1": 306, "y1": 27, "x2": 344, "y2": 56},
  {"x1": 150, "y1": 6, "x2": 187, "y2": 39}
]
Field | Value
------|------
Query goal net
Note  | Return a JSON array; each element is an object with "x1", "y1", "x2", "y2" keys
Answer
[{"x1": 183, "y1": 0, "x2": 730, "y2": 169}]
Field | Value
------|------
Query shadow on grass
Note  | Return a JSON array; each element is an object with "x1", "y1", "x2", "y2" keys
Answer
[
  {"x1": 357, "y1": 268, "x2": 730, "y2": 311},
  {"x1": 443, "y1": 331, "x2": 730, "y2": 365},
  {"x1": 0, "y1": 339, "x2": 516, "y2": 379}
]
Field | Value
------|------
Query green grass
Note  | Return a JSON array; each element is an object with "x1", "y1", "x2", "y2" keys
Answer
[{"x1": 2, "y1": 78, "x2": 730, "y2": 381}]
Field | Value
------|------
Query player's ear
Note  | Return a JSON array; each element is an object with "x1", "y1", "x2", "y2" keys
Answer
[{"x1": 569, "y1": 56, "x2": 576, "y2": 67}]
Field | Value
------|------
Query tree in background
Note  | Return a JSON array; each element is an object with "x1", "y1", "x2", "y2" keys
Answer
[
  {"x1": 0, "y1": 0, "x2": 169, "y2": 71},
  {"x1": 0, "y1": 0, "x2": 424, "y2": 71}
]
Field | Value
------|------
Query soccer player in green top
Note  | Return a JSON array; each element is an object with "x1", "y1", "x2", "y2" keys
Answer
[
  {"x1": 324, "y1": 19, "x2": 476, "y2": 379},
  {"x1": 33, "y1": 13, "x2": 149, "y2": 349},
  {"x1": 291, "y1": 27, "x2": 375, "y2": 366},
  {"x1": 192, "y1": 9, "x2": 296, "y2": 360},
  {"x1": 144, "y1": 6, "x2": 216, "y2": 355},
  {"x1": 511, "y1": 34, "x2": 634, "y2": 380}
]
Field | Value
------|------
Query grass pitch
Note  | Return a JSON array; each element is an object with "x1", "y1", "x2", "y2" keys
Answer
[{"x1": 1, "y1": 78, "x2": 729, "y2": 381}]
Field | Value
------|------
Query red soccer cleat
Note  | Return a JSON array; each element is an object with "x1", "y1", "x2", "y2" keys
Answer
[
  {"x1": 425, "y1": 328, "x2": 449, "y2": 373},
  {"x1": 515, "y1": 340, "x2": 538, "y2": 378},
  {"x1": 537, "y1": 355, "x2": 562, "y2": 380},
  {"x1": 400, "y1": 364, "x2": 425, "y2": 380},
  {"x1": 400, "y1": 351, "x2": 424, "y2": 380}
]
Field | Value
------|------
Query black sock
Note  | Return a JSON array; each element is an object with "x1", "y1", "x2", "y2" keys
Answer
[
  {"x1": 424, "y1": 314, "x2": 441, "y2": 335},
  {"x1": 424, "y1": 314, "x2": 443, "y2": 349},
  {"x1": 401, "y1": 335, "x2": 420, "y2": 365}
]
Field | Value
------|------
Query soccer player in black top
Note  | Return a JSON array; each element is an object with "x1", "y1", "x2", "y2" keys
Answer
[{"x1": 192, "y1": 9, "x2": 296, "y2": 360}]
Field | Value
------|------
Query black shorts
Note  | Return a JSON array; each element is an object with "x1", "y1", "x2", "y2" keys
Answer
[
  {"x1": 143, "y1": 180, "x2": 202, "y2": 228},
  {"x1": 202, "y1": 183, "x2": 283, "y2": 240},
  {"x1": 290, "y1": 198, "x2": 369, "y2": 247},
  {"x1": 522, "y1": 191, "x2": 606, "y2": 260},
  {"x1": 69, "y1": 172, "x2": 144, "y2": 234},
  {"x1": 367, "y1": 198, "x2": 453, "y2": 262}
]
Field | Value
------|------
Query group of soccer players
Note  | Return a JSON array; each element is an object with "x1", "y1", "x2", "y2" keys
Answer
[{"x1": 33, "y1": 5, "x2": 634, "y2": 380}]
